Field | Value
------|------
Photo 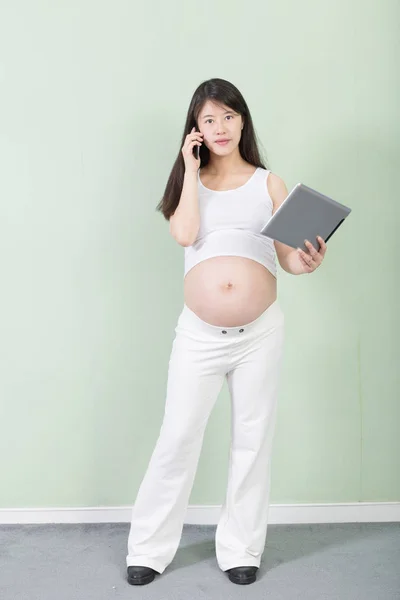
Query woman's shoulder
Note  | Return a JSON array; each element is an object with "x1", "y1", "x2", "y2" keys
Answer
[
  {"x1": 265, "y1": 170, "x2": 284, "y2": 185},
  {"x1": 264, "y1": 171, "x2": 289, "y2": 208},
  {"x1": 256, "y1": 167, "x2": 285, "y2": 190},
  {"x1": 257, "y1": 166, "x2": 283, "y2": 183}
]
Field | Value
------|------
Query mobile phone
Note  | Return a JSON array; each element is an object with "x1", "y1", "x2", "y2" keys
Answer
[{"x1": 193, "y1": 127, "x2": 201, "y2": 160}]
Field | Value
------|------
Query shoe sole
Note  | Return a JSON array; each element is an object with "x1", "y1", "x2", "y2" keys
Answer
[
  {"x1": 228, "y1": 572, "x2": 257, "y2": 585},
  {"x1": 127, "y1": 572, "x2": 156, "y2": 586}
]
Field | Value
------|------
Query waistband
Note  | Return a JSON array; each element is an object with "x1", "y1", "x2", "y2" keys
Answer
[{"x1": 178, "y1": 300, "x2": 284, "y2": 339}]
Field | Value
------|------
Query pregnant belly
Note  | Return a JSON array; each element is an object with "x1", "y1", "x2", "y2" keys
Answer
[{"x1": 183, "y1": 256, "x2": 277, "y2": 327}]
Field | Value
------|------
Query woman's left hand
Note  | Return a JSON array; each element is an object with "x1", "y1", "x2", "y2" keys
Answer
[{"x1": 291, "y1": 236, "x2": 327, "y2": 274}]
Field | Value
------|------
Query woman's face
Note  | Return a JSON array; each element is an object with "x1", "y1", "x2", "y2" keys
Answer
[{"x1": 197, "y1": 100, "x2": 243, "y2": 156}]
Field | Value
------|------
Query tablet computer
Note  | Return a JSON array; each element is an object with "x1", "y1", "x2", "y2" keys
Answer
[{"x1": 260, "y1": 183, "x2": 351, "y2": 252}]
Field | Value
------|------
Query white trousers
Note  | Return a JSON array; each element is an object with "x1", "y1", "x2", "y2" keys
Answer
[{"x1": 126, "y1": 300, "x2": 285, "y2": 574}]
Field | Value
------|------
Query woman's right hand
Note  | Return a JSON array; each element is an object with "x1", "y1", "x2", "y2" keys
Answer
[{"x1": 181, "y1": 127, "x2": 204, "y2": 172}]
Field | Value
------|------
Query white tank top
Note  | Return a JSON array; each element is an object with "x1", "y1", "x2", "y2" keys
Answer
[{"x1": 184, "y1": 167, "x2": 277, "y2": 278}]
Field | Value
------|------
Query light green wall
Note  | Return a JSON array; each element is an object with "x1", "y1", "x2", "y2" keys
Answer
[{"x1": 0, "y1": 0, "x2": 399, "y2": 510}]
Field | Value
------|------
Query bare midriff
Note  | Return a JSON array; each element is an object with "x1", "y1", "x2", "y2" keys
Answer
[{"x1": 183, "y1": 256, "x2": 277, "y2": 327}]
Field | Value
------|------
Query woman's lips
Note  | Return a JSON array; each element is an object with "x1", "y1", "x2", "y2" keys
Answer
[{"x1": 215, "y1": 140, "x2": 230, "y2": 146}]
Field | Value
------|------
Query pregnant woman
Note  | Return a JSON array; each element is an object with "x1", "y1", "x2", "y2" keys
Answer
[{"x1": 126, "y1": 78, "x2": 326, "y2": 587}]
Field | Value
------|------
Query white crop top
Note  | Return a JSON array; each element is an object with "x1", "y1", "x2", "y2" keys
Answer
[{"x1": 184, "y1": 167, "x2": 277, "y2": 278}]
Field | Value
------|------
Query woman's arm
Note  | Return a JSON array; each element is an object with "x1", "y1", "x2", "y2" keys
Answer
[
  {"x1": 169, "y1": 171, "x2": 200, "y2": 247},
  {"x1": 267, "y1": 173, "x2": 297, "y2": 272}
]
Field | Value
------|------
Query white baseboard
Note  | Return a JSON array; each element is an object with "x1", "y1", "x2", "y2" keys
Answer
[{"x1": 1, "y1": 503, "x2": 399, "y2": 525}]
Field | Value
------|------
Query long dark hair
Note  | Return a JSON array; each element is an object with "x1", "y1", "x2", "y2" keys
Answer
[{"x1": 156, "y1": 78, "x2": 268, "y2": 220}]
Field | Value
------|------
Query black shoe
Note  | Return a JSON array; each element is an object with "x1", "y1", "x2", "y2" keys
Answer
[
  {"x1": 226, "y1": 566, "x2": 258, "y2": 585},
  {"x1": 127, "y1": 566, "x2": 159, "y2": 586}
]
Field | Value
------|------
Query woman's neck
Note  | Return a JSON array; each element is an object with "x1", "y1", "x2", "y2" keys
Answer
[{"x1": 204, "y1": 150, "x2": 249, "y2": 177}]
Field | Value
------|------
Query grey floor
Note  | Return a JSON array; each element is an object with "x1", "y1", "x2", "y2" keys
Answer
[{"x1": 1, "y1": 523, "x2": 399, "y2": 599}]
